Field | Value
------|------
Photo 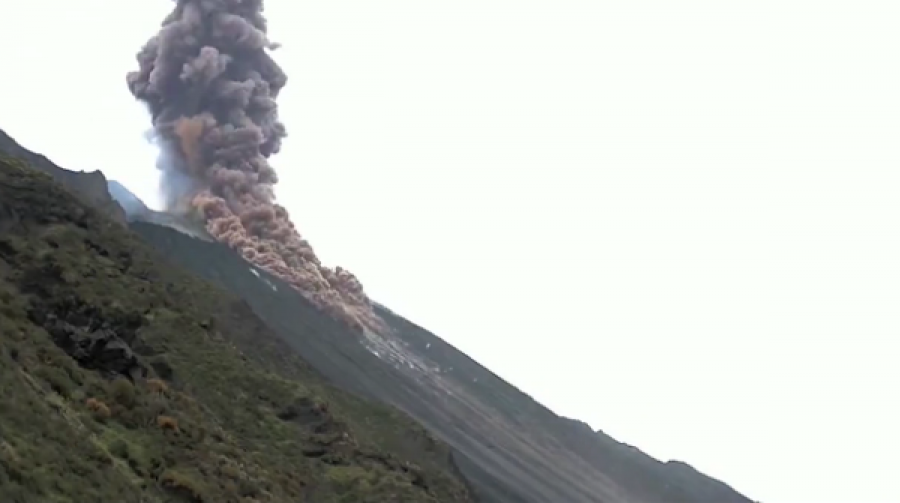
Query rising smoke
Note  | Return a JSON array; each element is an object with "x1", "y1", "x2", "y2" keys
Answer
[{"x1": 126, "y1": 0, "x2": 384, "y2": 333}]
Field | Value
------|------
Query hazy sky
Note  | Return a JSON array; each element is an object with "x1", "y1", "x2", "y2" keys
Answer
[{"x1": 2, "y1": 1, "x2": 898, "y2": 502}]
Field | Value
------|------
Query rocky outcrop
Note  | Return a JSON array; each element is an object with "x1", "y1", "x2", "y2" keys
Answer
[{"x1": 27, "y1": 297, "x2": 147, "y2": 382}]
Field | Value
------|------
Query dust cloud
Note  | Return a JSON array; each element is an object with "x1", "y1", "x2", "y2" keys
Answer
[{"x1": 126, "y1": 0, "x2": 384, "y2": 333}]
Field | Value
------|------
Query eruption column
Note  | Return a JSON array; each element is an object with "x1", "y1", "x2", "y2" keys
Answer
[{"x1": 127, "y1": 0, "x2": 384, "y2": 333}]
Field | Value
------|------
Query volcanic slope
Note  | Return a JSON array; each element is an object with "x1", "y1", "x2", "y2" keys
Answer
[
  {"x1": 0, "y1": 132, "x2": 474, "y2": 502},
  {"x1": 0, "y1": 129, "x2": 757, "y2": 503},
  {"x1": 133, "y1": 221, "x2": 756, "y2": 503}
]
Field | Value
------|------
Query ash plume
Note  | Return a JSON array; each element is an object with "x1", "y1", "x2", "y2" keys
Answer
[{"x1": 127, "y1": 0, "x2": 384, "y2": 333}]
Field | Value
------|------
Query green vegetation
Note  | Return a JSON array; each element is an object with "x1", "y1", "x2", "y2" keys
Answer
[{"x1": 0, "y1": 152, "x2": 473, "y2": 502}]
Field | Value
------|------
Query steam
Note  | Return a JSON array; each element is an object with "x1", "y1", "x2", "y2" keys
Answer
[{"x1": 126, "y1": 0, "x2": 384, "y2": 333}]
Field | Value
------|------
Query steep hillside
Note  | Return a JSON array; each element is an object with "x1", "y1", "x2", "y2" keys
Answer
[
  {"x1": 124, "y1": 184, "x2": 756, "y2": 501},
  {"x1": 0, "y1": 128, "x2": 756, "y2": 503},
  {"x1": 131, "y1": 207, "x2": 755, "y2": 503},
  {"x1": 0, "y1": 135, "x2": 473, "y2": 502}
]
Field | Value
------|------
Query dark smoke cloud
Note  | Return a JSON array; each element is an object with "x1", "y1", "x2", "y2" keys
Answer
[{"x1": 127, "y1": 0, "x2": 385, "y2": 333}]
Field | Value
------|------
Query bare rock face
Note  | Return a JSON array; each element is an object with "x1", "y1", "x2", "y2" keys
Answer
[{"x1": 0, "y1": 130, "x2": 126, "y2": 225}]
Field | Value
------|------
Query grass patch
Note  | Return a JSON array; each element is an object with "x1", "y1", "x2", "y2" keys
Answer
[{"x1": 0, "y1": 150, "x2": 473, "y2": 501}]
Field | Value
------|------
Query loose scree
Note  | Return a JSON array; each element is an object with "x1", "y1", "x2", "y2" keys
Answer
[{"x1": 126, "y1": 0, "x2": 384, "y2": 333}]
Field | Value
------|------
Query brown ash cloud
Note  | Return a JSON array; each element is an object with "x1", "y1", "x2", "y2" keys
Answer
[{"x1": 126, "y1": 0, "x2": 384, "y2": 333}]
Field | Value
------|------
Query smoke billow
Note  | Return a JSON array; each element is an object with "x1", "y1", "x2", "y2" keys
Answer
[{"x1": 127, "y1": 0, "x2": 384, "y2": 333}]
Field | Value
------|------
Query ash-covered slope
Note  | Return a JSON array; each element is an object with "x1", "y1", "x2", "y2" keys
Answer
[
  {"x1": 374, "y1": 310, "x2": 756, "y2": 503},
  {"x1": 0, "y1": 129, "x2": 756, "y2": 503}
]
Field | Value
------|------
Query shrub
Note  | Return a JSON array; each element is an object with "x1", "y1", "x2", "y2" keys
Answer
[
  {"x1": 109, "y1": 378, "x2": 136, "y2": 407},
  {"x1": 159, "y1": 469, "x2": 204, "y2": 502},
  {"x1": 86, "y1": 397, "x2": 111, "y2": 420},
  {"x1": 146, "y1": 378, "x2": 169, "y2": 394},
  {"x1": 157, "y1": 415, "x2": 179, "y2": 432}
]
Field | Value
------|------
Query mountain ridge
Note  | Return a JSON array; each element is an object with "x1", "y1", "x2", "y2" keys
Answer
[{"x1": 0, "y1": 127, "x2": 757, "y2": 503}]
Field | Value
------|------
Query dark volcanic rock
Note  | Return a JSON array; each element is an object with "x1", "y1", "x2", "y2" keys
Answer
[
  {"x1": 27, "y1": 305, "x2": 146, "y2": 381},
  {"x1": 45, "y1": 316, "x2": 144, "y2": 379}
]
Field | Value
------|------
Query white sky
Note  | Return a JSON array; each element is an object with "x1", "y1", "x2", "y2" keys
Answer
[{"x1": 2, "y1": 1, "x2": 898, "y2": 502}]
